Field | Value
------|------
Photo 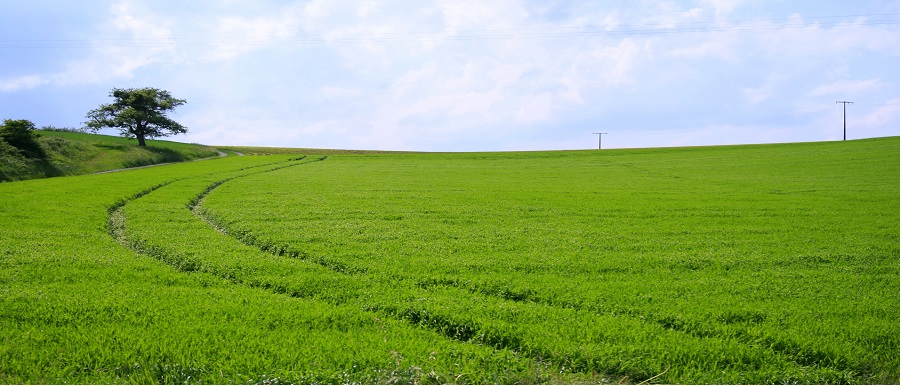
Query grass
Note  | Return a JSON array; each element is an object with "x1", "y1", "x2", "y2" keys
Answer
[
  {"x1": 215, "y1": 145, "x2": 422, "y2": 155},
  {"x1": 0, "y1": 130, "x2": 219, "y2": 181},
  {"x1": 40, "y1": 130, "x2": 220, "y2": 170},
  {"x1": 0, "y1": 137, "x2": 897, "y2": 383},
  {"x1": 0, "y1": 155, "x2": 566, "y2": 384}
]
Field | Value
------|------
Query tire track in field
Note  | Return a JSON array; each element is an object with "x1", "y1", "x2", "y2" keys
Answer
[
  {"x1": 177, "y1": 159, "x2": 678, "y2": 382},
  {"x1": 188, "y1": 156, "x2": 367, "y2": 276},
  {"x1": 114, "y1": 155, "x2": 857, "y2": 383},
  {"x1": 108, "y1": 156, "x2": 345, "y2": 282},
  {"x1": 105, "y1": 157, "x2": 638, "y2": 382},
  {"x1": 107, "y1": 157, "x2": 313, "y2": 245},
  {"x1": 187, "y1": 167, "x2": 854, "y2": 380},
  {"x1": 190, "y1": 183, "x2": 858, "y2": 381},
  {"x1": 181, "y1": 167, "x2": 859, "y2": 384},
  {"x1": 411, "y1": 276, "x2": 859, "y2": 376}
]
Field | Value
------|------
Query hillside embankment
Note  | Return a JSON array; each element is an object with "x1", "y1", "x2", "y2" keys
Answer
[{"x1": 0, "y1": 130, "x2": 219, "y2": 182}]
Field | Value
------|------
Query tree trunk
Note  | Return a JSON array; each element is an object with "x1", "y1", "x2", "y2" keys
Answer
[{"x1": 137, "y1": 135, "x2": 146, "y2": 147}]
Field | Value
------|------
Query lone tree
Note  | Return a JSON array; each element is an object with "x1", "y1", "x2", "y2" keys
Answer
[{"x1": 85, "y1": 87, "x2": 187, "y2": 147}]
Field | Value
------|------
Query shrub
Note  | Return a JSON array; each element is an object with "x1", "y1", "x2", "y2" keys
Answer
[
  {"x1": 40, "y1": 125, "x2": 90, "y2": 133},
  {"x1": 0, "y1": 119, "x2": 44, "y2": 158}
]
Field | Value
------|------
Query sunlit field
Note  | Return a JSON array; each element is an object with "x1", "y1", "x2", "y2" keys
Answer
[{"x1": 1, "y1": 137, "x2": 897, "y2": 384}]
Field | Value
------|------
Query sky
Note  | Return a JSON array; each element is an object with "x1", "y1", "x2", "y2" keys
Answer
[{"x1": 0, "y1": 0, "x2": 898, "y2": 151}]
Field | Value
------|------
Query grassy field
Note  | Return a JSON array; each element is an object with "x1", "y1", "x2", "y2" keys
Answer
[
  {"x1": 215, "y1": 145, "x2": 423, "y2": 155},
  {"x1": 0, "y1": 130, "x2": 218, "y2": 181},
  {"x1": 0, "y1": 137, "x2": 898, "y2": 383}
]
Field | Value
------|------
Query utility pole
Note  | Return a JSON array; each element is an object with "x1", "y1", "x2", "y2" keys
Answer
[
  {"x1": 836, "y1": 101, "x2": 853, "y2": 140},
  {"x1": 592, "y1": 132, "x2": 607, "y2": 149}
]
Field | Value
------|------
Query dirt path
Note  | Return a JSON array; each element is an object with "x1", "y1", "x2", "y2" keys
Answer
[{"x1": 94, "y1": 149, "x2": 234, "y2": 175}]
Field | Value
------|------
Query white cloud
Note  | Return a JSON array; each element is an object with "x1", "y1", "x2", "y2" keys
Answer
[
  {"x1": 856, "y1": 98, "x2": 901, "y2": 131},
  {"x1": 0, "y1": 75, "x2": 48, "y2": 92},
  {"x1": 110, "y1": 2, "x2": 171, "y2": 40},
  {"x1": 182, "y1": 111, "x2": 317, "y2": 147},
  {"x1": 514, "y1": 93, "x2": 554, "y2": 123},
  {"x1": 665, "y1": 33, "x2": 741, "y2": 62},
  {"x1": 558, "y1": 73, "x2": 584, "y2": 104},
  {"x1": 699, "y1": 0, "x2": 745, "y2": 19},
  {"x1": 755, "y1": 16, "x2": 899, "y2": 60},
  {"x1": 808, "y1": 79, "x2": 882, "y2": 97},
  {"x1": 592, "y1": 39, "x2": 642, "y2": 85},
  {"x1": 742, "y1": 76, "x2": 785, "y2": 104},
  {"x1": 203, "y1": 8, "x2": 305, "y2": 62},
  {"x1": 1, "y1": 1, "x2": 897, "y2": 151},
  {"x1": 104, "y1": 2, "x2": 176, "y2": 73},
  {"x1": 437, "y1": 0, "x2": 527, "y2": 32},
  {"x1": 12, "y1": 1, "x2": 179, "y2": 88},
  {"x1": 742, "y1": 84, "x2": 772, "y2": 104},
  {"x1": 319, "y1": 86, "x2": 363, "y2": 100}
]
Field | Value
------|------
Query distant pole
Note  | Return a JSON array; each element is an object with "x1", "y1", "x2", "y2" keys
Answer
[
  {"x1": 836, "y1": 101, "x2": 853, "y2": 140},
  {"x1": 592, "y1": 132, "x2": 607, "y2": 149}
]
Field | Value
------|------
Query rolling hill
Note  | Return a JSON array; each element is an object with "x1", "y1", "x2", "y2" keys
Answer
[
  {"x1": 0, "y1": 130, "x2": 219, "y2": 182},
  {"x1": 0, "y1": 136, "x2": 897, "y2": 384}
]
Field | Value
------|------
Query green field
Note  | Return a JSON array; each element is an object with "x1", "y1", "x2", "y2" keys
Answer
[{"x1": 0, "y1": 137, "x2": 898, "y2": 384}]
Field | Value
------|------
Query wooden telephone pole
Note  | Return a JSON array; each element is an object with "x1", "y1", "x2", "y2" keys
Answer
[
  {"x1": 836, "y1": 101, "x2": 853, "y2": 140},
  {"x1": 592, "y1": 132, "x2": 607, "y2": 149}
]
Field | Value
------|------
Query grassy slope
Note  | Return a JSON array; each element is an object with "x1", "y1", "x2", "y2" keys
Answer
[
  {"x1": 215, "y1": 145, "x2": 421, "y2": 155},
  {"x1": 0, "y1": 137, "x2": 898, "y2": 384},
  {"x1": 0, "y1": 130, "x2": 219, "y2": 182},
  {"x1": 0, "y1": 155, "x2": 563, "y2": 384},
  {"x1": 200, "y1": 137, "x2": 900, "y2": 383}
]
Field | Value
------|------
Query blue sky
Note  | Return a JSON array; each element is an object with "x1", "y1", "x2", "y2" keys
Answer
[{"x1": 1, "y1": 0, "x2": 898, "y2": 151}]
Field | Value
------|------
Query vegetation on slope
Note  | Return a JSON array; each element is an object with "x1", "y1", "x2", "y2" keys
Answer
[
  {"x1": 215, "y1": 145, "x2": 421, "y2": 155},
  {"x1": 0, "y1": 155, "x2": 560, "y2": 384},
  {"x1": 195, "y1": 137, "x2": 900, "y2": 383},
  {"x1": 0, "y1": 126, "x2": 218, "y2": 182},
  {"x1": 0, "y1": 137, "x2": 897, "y2": 384}
]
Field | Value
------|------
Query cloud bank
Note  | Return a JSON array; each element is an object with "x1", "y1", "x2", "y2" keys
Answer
[{"x1": 0, "y1": 0, "x2": 898, "y2": 151}]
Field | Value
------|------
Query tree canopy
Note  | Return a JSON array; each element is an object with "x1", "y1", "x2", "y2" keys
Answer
[
  {"x1": 85, "y1": 88, "x2": 187, "y2": 147},
  {"x1": 0, "y1": 119, "x2": 44, "y2": 158}
]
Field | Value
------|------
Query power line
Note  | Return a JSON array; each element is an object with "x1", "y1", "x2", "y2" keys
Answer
[{"x1": 0, "y1": 12, "x2": 897, "y2": 49}]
